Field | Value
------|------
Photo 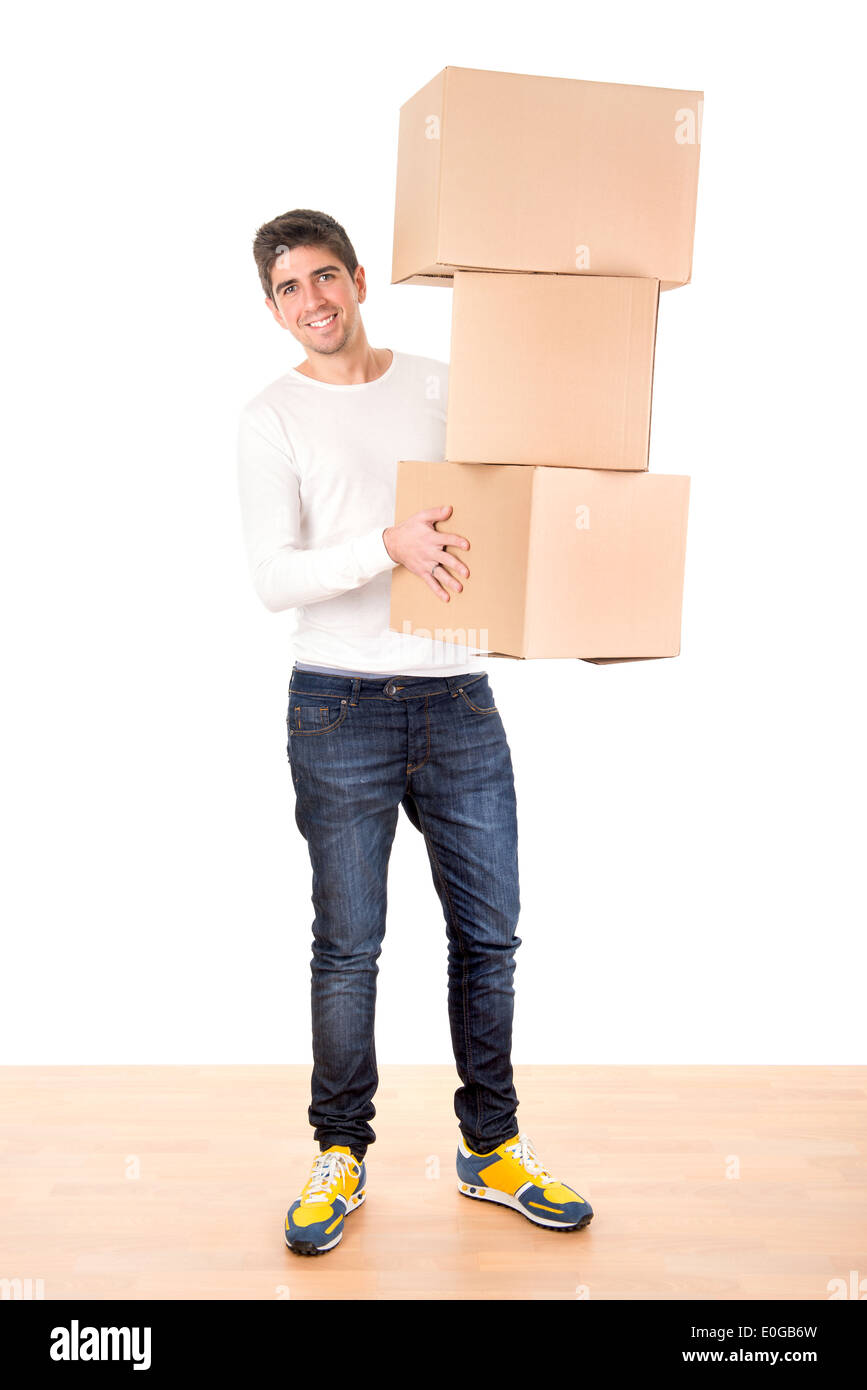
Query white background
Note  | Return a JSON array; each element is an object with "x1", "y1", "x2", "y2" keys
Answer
[{"x1": 3, "y1": 0, "x2": 863, "y2": 1065}]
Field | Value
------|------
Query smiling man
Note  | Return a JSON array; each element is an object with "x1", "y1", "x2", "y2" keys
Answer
[{"x1": 236, "y1": 208, "x2": 594, "y2": 1256}]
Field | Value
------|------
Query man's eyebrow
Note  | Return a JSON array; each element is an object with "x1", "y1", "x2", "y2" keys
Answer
[{"x1": 272, "y1": 264, "x2": 342, "y2": 295}]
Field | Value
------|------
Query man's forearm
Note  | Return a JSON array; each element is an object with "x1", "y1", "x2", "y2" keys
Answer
[{"x1": 249, "y1": 525, "x2": 398, "y2": 613}]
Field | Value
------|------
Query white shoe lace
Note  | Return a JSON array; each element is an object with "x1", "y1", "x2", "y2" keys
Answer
[
  {"x1": 504, "y1": 1133, "x2": 553, "y2": 1184},
  {"x1": 301, "y1": 1151, "x2": 359, "y2": 1204}
]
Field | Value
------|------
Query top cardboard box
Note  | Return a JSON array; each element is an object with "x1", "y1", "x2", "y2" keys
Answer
[{"x1": 392, "y1": 66, "x2": 703, "y2": 291}]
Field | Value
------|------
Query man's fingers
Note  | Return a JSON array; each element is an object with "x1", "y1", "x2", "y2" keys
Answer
[
  {"x1": 432, "y1": 563, "x2": 462, "y2": 593},
  {"x1": 417, "y1": 505, "x2": 453, "y2": 522},
  {"x1": 421, "y1": 570, "x2": 451, "y2": 602},
  {"x1": 431, "y1": 531, "x2": 470, "y2": 550},
  {"x1": 435, "y1": 552, "x2": 469, "y2": 580}
]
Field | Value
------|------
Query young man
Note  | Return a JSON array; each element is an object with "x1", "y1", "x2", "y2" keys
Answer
[{"x1": 236, "y1": 208, "x2": 593, "y2": 1255}]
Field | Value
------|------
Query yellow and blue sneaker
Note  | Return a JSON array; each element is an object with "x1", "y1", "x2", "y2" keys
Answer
[
  {"x1": 457, "y1": 1131, "x2": 593, "y2": 1230},
  {"x1": 284, "y1": 1146, "x2": 367, "y2": 1255}
]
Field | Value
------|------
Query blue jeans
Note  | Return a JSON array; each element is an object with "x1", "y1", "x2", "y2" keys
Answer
[{"x1": 286, "y1": 665, "x2": 522, "y2": 1159}]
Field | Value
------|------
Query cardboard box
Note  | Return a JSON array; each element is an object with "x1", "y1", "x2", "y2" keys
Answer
[
  {"x1": 389, "y1": 461, "x2": 690, "y2": 660},
  {"x1": 447, "y1": 272, "x2": 659, "y2": 470},
  {"x1": 392, "y1": 66, "x2": 702, "y2": 291}
]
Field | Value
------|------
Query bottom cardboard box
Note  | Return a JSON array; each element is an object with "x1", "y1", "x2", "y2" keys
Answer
[{"x1": 389, "y1": 461, "x2": 690, "y2": 660}]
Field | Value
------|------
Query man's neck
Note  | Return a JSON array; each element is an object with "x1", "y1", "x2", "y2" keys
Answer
[{"x1": 293, "y1": 344, "x2": 393, "y2": 386}]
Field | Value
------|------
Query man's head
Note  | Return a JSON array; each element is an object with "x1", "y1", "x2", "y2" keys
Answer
[{"x1": 253, "y1": 209, "x2": 365, "y2": 358}]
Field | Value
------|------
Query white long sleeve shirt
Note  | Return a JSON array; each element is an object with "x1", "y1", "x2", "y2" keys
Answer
[{"x1": 236, "y1": 350, "x2": 485, "y2": 676}]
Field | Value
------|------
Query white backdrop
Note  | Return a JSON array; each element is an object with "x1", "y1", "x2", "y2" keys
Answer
[{"x1": 3, "y1": 0, "x2": 863, "y2": 1064}]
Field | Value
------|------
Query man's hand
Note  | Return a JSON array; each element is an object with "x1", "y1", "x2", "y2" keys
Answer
[{"x1": 383, "y1": 505, "x2": 470, "y2": 602}]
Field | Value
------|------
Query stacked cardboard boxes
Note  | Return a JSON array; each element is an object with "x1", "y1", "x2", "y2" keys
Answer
[{"x1": 388, "y1": 65, "x2": 702, "y2": 661}]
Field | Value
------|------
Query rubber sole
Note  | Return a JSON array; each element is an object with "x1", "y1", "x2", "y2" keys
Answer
[
  {"x1": 285, "y1": 1187, "x2": 366, "y2": 1256},
  {"x1": 458, "y1": 1180, "x2": 593, "y2": 1230}
]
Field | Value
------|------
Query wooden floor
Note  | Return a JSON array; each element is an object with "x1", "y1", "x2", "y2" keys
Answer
[{"x1": 1, "y1": 1065, "x2": 864, "y2": 1300}]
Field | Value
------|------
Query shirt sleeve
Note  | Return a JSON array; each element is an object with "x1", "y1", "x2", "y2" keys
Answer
[{"x1": 236, "y1": 410, "x2": 398, "y2": 613}]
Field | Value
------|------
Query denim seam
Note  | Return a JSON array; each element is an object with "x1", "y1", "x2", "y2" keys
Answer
[
  {"x1": 290, "y1": 686, "x2": 355, "y2": 698},
  {"x1": 458, "y1": 689, "x2": 498, "y2": 714},
  {"x1": 456, "y1": 673, "x2": 486, "y2": 694},
  {"x1": 405, "y1": 696, "x2": 431, "y2": 774},
  {"x1": 286, "y1": 702, "x2": 349, "y2": 737},
  {"x1": 408, "y1": 798, "x2": 480, "y2": 1138},
  {"x1": 300, "y1": 693, "x2": 454, "y2": 703},
  {"x1": 289, "y1": 684, "x2": 484, "y2": 702}
]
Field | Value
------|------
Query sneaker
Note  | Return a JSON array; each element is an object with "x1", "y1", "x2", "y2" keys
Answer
[
  {"x1": 284, "y1": 1145, "x2": 367, "y2": 1255},
  {"x1": 457, "y1": 1131, "x2": 593, "y2": 1231}
]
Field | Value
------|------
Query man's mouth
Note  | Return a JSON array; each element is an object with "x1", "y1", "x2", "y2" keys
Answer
[{"x1": 305, "y1": 311, "x2": 338, "y2": 331}]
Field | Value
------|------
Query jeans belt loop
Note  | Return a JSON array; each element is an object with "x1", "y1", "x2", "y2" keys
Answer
[{"x1": 349, "y1": 677, "x2": 362, "y2": 707}]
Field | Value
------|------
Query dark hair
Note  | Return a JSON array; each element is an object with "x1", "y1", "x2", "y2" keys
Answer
[{"x1": 252, "y1": 209, "x2": 359, "y2": 301}]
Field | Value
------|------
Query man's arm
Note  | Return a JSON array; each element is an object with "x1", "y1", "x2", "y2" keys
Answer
[{"x1": 236, "y1": 412, "x2": 397, "y2": 613}]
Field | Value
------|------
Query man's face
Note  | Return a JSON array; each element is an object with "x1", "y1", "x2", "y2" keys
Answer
[{"x1": 267, "y1": 243, "x2": 365, "y2": 356}]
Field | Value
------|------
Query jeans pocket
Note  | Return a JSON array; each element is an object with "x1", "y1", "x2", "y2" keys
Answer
[
  {"x1": 456, "y1": 675, "x2": 497, "y2": 714},
  {"x1": 287, "y1": 697, "x2": 349, "y2": 737}
]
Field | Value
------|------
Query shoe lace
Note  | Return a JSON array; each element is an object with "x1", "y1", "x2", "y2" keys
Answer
[
  {"x1": 504, "y1": 1133, "x2": 553, "y2": 1184},
  {"x1": 301, "y1": 1151, "x2": 359, "y2": 1204}
]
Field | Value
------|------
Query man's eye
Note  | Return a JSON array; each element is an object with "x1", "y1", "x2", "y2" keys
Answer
[{"x1": 283, "y1": 274, "x2": 331, "y2": 296}]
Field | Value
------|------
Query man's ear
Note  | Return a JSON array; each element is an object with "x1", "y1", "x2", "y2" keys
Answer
[
  {"x1": 266, "y1": 296, "x2": 286, "y2": 329},
  {"x1": 355, "y1": 266, "x2": 367, "y2": 303}
]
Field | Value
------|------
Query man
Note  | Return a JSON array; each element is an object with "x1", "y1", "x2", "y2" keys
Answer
[{"x1": 236, "y1": 208, "x2": 593, "y2": 1256}]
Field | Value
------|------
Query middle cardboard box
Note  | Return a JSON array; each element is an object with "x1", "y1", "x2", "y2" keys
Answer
[{"x1": 445, "y1": 270, "x2": 659, "y2": 471}]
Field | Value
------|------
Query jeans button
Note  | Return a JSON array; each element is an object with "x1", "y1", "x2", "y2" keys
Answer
[{"x1": 385, "y1": 681, "x2": 395, "y2": 696}]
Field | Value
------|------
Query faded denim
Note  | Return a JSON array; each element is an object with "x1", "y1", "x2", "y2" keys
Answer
[{"x1": 285, "y1": 666, "x2": 522, "y2": 1160}]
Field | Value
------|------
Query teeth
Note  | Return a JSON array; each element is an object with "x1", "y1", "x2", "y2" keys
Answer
[{"x1": 308, "y1": 313, "x2": 336, "y2": 328}]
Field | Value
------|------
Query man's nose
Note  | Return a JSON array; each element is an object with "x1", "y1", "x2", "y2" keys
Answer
[{"x1": 300, "y1": 285, "x2": 330, "y2": 316}]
